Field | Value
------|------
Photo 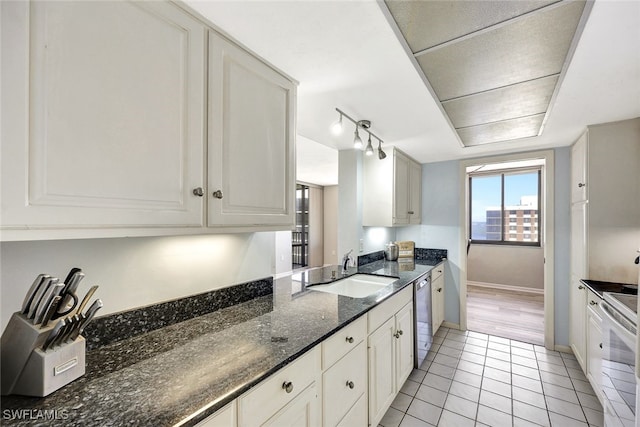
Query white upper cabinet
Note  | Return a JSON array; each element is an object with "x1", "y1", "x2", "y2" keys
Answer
[
  {"x1": 207, "y1": 33, "x2": 296, "y2": 227},
  {"x1": 570, "y1": 131, "x2": 588, "y2": 203},
  {"x1": 363, "y1": 147, "x2": 422, "y2": 227},
  {"x1": 0, "y1": 1, "x2": 297, "y2": 240},
  {"x1": 1, "y1": 1, "x2": 206, "y2": 236}
]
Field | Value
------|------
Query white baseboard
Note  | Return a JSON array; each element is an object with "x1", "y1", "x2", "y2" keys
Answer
[
  {"x1": 442, "y1": 321, "x2": 460, "y2": 330},
  {"x1": 467, "y1": 280, "x2": 544, "y2": 295},
  {"x1": 554, "y1": 344, "x2": 573, "y2": 354}
]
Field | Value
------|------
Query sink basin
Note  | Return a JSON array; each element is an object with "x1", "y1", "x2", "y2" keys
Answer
[{"x1": 309, "y1": 274, "x2": 397, "y2": 298}]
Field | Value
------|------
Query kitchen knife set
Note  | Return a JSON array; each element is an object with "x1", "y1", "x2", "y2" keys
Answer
[
  {"x1": 0, "y1": 268, "x2": 102, "y2": 397},
  {"x1": 20, "y1": 268, "x2": 102, "y2": 351}
]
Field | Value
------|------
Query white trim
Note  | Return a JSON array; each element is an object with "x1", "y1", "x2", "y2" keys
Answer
[
  {"x1": 467, "y1": 281, "x2": 544, "y2": 295},
  {"x1": 460, "y1": 149, "x2": 555, "y2": 350}
]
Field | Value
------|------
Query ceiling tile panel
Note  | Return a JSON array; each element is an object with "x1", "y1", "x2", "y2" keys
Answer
[
  {"x1": 385, "y1": 0, "x2": 559, "y2": 53},
  {"x1": 416, "y1": 0, "x2": 586, "y2": 101},
  {"x1": 442, "y1": 75, "x2": 559, "y2": 128},
  {"x1": 457, "y1": 114, "x2": 546, "y2": 146}
]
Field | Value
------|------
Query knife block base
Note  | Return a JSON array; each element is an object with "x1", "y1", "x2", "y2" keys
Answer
[
  {"x1": 11, "y1": 338, "x2": 86, "y2": 397},
  {"x1": 0, "y1": 312, "x2": 85, "y2": 396}
]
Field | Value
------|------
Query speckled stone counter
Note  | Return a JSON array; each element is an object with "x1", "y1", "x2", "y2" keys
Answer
[
  {"x1": 580, "y1": 279, "x2": 638, "y2": 297},
  {"x1": 1, "y1": 259, "x2": 444, "y2": 427}
]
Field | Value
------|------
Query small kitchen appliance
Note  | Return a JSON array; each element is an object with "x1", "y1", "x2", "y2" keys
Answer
[{"x1": 384, "y1": 242, "x2": 399, "y2": 261}]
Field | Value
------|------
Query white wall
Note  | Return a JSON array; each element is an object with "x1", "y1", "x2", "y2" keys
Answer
[
  {"x1": 396, "y1": 160, "x2": 461, "y2": 326},
  {"x1": 0, "y1": 233, "x2": 275, "y2": 332},
  {"x1": 274, "y1": 231, "x2": 292, "y2": 275},
  {"x1": 468, "y1": 245, "x2": 544, "y2": 289},
  {"x1": 323, "y1": 185, "x2": 338, "y2": 265},
  {"x1": 337, "y1": 150, "x2": 363, "y2": 261}
]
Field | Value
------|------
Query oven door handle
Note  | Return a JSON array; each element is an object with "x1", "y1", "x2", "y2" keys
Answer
[{"x1": 601, "y1": 301, "x2": 637, "y2": 346}]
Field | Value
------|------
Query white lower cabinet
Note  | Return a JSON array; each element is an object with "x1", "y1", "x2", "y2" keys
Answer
[
  {"x1": 196, "y1": 401, "x2": 236, "y2": 427},
  {"x1": 367, "y1": 287, "x2": 414, "y2": 427},
  {"x1": 586, "y1": 291, "x2": 603, "y2": 402},
  {"x1": 195, "y1": 287, "x2": 415, "y2": 427},
  {"x1": 570, "y1": 277, "x2": 588, "y2": 372},
  {"x1": 238, "y1": 347, "x2": 321, "y2": 427},
  {"x1": 431, "y1": 263, "x2": 445, "y2": 335}
]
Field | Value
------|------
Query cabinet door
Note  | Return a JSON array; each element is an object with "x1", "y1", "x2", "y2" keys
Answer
[
  {"x1": 395, "y1": 303, "x2": 414, "y2": 387},
  {"x1": 571, "y1": 132, "x2": 588, "y2": 203},
  {"x1": 336, "y1": 394, "x2": 367, "y2": 427},
  {"x1": 432, "y1": 274, "x2": 445, "y2": 335},
  {"x1": 569, "y1": 277, "x2": 587, "y2": 372},
  {"x1": 208, "y1": 33, "x2": 295, "y2": 227},
  {"x1": 571, "y1": 202, "x2": 588, "y2": 278},
  {"x1": 322, "y1": 342, "x2": 366, "y2": 427},
  {"x1": 586, "y1": 303, "x2": 603, "y2": 401},
  {"x1": 1, "y1": 1, "x2": 206, "y2": 232},
  {"x1": 368, "y1": 317, "x2": 396, "y2": 427},
  {"x1": 196, "y1": 401, "x2": 236, "y2": 427},
  {"x1": 263, "y1": 383, "x2": 318, "y2": 427},
  {"x1": 408, "y1": 161, "x2": 422, "y2": 224},
  {"x1": 393, "y1": 152, "x2": 410, "y2": 225}
]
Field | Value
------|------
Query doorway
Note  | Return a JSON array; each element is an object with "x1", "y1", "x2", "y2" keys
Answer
[{"x1": 460, "y1": 151, "x2": 555, "y2": 349}]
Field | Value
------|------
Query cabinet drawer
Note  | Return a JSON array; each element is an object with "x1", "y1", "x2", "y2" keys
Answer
[
  {"x1": 238, "y1": 346, "x2": 320, "y2": 427},
  {"x1": 322, "y1": 342, "x2": 367, "y2": 427},
  {"x1": 368, "y1": 286, "x2": 412, "y2": 333},
  {"x1": 431, "y1": 263, "x2": 444, "y2": 281},
  {"x1": 587, "y1": 290, "x2": 602, "y2": 314},
  {"x1": 322, "y1": 316, "x2": 367, "y2": 370}
]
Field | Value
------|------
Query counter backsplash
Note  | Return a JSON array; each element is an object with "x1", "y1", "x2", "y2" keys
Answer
[
  {"x1": 83, "y1": 277, "x2": 273, "y2": 350},
  {"x1": 358, "y1": 248, "x2": 447, "y2": 267}
]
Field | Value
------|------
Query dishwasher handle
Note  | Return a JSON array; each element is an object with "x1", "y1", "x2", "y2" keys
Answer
[{"x1": 417, "y1": 278, "x2": 430, "y2": 290}]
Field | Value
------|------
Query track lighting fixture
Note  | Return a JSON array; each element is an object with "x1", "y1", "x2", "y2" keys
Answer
[{"x1": 331, "y1": 108, "x2": 386, "y2": 160}]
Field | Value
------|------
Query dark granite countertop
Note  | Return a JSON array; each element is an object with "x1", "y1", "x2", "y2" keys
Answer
[
  {"x1": 580, "y1": 279, "x2": 638, "y2": 298},
  {"x1": 1, "y1": 259, "x2": 445, "y2": 426}
]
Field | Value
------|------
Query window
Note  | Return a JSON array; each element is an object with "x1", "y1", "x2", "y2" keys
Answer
[{"x1": 469, "y1": 169, "x2": 541, "y2": 246}]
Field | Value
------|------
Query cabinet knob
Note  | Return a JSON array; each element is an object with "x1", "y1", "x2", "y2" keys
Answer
[
  {"x1": 590, "y1": 300, "x2": 598, "y2": 306},
  {"x1": 408, "y1": 211, "x2": 414, "y2": 215},
  {"x1": 192, "y1": 187, "x2": 204, "y2": 197},
  {"x1": 346, "y1": 336, "x2": 354, "y2": 344},
  {"x1": 578, "y1": 183, "x2": 586, "y2": 188},
  {"x1": 212, "y1": 190, "x2": 223, "y2": 199},
  {"x1": 394, "y1": 330, "x2": 404, "y2": 338},
  {"x1": 437, "y1": 288, "x2": 442, "y2": 292},
  {"x1": 578, "y1": 285, "x2": 585, "y2": 290},
  {"x1": 599, "y1": 343, "x2": 603, "y2": 349},
  {"x1": 346, "y1": 381, "x2": 355, "y2": 389},
  {"x1": 282, "y1": 381, "x2": 293, "y2": 393}
]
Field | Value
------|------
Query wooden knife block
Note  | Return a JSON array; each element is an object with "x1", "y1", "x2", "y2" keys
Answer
[{"x1": 0, "y1": 312, "x2": 85, "y2": 396}]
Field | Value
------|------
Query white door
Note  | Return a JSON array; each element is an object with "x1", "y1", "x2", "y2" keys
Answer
[
  {"x1": 208, "y1": 32, "x2": 295, "y2": 227},
  {"x1": 395, "y1": 303, "x2": 414, "y2": 386},
  {"x1": 393, "y1": 152, "x2": 410, "y2": 225},
  {"x1": 1, "y1": 1, "x2": 206, "y2": 230},
  {"x1": 368, "y1": 317, "x2": 396, "y2": 426}
]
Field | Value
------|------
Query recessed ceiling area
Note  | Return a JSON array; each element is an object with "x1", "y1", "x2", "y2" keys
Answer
[{"x1": 383, "y1": 0, "x2": 589, "y2": 147}]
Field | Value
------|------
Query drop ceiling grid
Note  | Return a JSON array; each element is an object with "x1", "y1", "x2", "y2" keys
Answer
[{"x1": 384, "y1": 0, "x2": 588, "y2": 147}]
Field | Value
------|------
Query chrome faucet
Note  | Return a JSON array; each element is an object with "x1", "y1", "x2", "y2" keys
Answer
[{"x1": 342, "y1": 250, "x2": 353, "y2": 274}]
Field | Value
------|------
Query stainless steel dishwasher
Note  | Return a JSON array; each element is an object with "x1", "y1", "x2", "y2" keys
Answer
[{"x1": 414, "y1": 272, "x2": 432, "y2": 368}]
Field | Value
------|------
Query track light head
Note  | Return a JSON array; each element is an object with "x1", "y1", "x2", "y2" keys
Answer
[
  {"x1": 365, "y1": 134, "x2": 374, "y2": 156},
  {"x1": 331, "y1": 113, "x2": 343, "y2": 135},
  {"x1": 353, "y1": 127, "x2": 363, "y2": 149},
  {"x1": 377, "y1": 139, "x2": 386, "y2": 160}
]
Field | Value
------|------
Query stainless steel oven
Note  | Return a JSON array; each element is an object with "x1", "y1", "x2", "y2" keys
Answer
[{"x1": 601, "y1": 292, "x2": 638, "y2": 427}]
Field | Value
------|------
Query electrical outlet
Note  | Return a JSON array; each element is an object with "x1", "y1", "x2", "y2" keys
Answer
[{"x1": 359, "y1": 239, "x2": 364, "y2": 253}]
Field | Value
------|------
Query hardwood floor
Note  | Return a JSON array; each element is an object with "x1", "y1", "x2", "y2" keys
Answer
[{"x1": 466, "y1": 283, "x2": 544, "y2": 346}]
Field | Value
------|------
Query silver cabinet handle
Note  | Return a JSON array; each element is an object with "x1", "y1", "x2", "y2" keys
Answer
[
  {"x1": 346, "y1": 336, "x2": 354, "y2": 344},
  {"x1": 282, "y1": 381, "x2": 293, "y2": 393},
  {"x1": 590, "y1": 300, "x2": 598, "y2": 306},
  {"x1": 437, "y1": 288, "x2": 442, "y2": 292},
  {"x1": 192, "y1": 187, "x2": 204, "y2": 197},
  {"x1": 394, "y1": 330, "x2": 404, "y2": 338},
  {"x1": 212, "y1": 190, "x2": 223, "y2": 199},
  {"x1": 346, "y1": 381, "x2": 355, "y2": 389},
  {"x1": 578, "y1": 285, "x2": 585, "y2": 290},
  {"x1": 599, "y1": 343, "x2": 602, "y2": 349},
  {"x1": 578, "y1": 183, "x2": 586, "y2": 188},
  {"x1": 408, "y1": 211, "x2": 414, "y2": 215}
]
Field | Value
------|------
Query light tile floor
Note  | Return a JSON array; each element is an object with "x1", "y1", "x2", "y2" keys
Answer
[{"x1": 380, "y1": 327, "x2": 604, "y2": 427}]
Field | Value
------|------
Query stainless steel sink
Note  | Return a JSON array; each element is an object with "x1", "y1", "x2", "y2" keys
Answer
[{"x1": 308, "y1": 274, "x2": 397, "y2": 298}]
